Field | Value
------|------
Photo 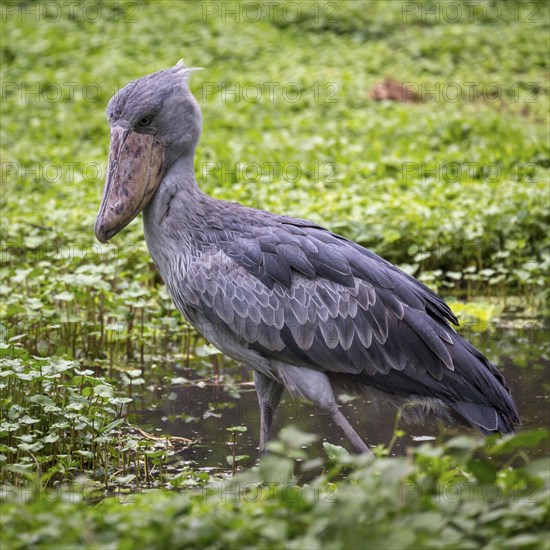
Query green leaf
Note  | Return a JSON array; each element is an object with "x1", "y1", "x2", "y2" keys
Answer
[
  {"x1": 323, "y1": 442, "x2": 350, "y2": 461},
  {"x1": 53, "y1": 291, "x2": 74, "y2": 302},
  {"x1": 489, "y1": 429, "x2": 549, "y2": 456},
  {"x1": 466, "y1": 459, "x2": 497, "y2": 484},
  {"x1": 94, "y1": 385, "x2": 114, "y2": 398},
  {"x1": 226, "y1": 454, "x2": 249, "y2": 465}
]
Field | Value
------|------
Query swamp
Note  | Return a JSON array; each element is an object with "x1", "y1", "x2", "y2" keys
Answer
[{"x1": 1, "y1": 1, "x2": 549, "y2": 548}]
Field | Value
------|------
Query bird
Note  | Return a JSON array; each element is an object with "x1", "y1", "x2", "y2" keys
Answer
[{"x1": 95, "y1": 62, "x2": 520, "y2": 454}]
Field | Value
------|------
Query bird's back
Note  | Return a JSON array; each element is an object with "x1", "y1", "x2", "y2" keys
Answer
[{"x1": 149, "y1": 196, "x2": 520, "y2": 434}]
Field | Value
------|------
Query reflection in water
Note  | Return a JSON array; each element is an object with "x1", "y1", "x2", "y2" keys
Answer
[{"x1": 135, "y1": 326, "x2": 549, "y2": 467}]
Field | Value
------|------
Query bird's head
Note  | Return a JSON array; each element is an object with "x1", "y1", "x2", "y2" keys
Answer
[{"x1": 95, "y1": 61, "x2": 202, "y2": 243}]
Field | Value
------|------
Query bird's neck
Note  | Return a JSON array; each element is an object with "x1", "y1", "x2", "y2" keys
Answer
[
  {"x1": 163, "y1": 148, "x2": 202, "y2": 200},
  {"x1": 142, "y1": 148, "x2": 213, "y2": 267},
  {"x1": 145, "y1": 149, "x2": 203, "y2": 221}
]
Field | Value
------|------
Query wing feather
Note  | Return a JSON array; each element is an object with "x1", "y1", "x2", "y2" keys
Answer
[
  {"x1": 176, "y1": 213, "x2": 469, "y2": 386},
  {"x1": 162, "y1": 202, "x2": 518, "y2": 433}
]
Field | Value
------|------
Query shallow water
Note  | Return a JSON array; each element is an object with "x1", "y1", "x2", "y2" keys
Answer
[{"x1": 135, "y1": 324, "x2": 549, "y2": 467}]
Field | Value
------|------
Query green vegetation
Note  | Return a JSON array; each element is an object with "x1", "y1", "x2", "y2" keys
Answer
[
  {"x1": 1, "y1": 426, "x2": 549, "y2": 549},
  {"x1": 0, "y1": 346, "x2": 197, "y2": 491},
  {"x1": 1, "y1": 1, "x2": 549, "y2": 548}
]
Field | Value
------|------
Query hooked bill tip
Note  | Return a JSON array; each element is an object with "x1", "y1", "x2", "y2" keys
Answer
[
  {"x1": 94, "y1": 216, "x2": 115, "y2": 244},
  {"x1": 94, "y1": 222, "x2": 108, "y2": 244}
]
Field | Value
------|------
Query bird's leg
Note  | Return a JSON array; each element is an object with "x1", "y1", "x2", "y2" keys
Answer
[
  {"x1": 327, "y1": 404, "x2": 372, "y2": 455},
  {"x1": 253, "y1": 370, "x2": 284, "y2": 454},
  {"x1": 277, "y1": 364, "x2": 372, "y2": 455}
]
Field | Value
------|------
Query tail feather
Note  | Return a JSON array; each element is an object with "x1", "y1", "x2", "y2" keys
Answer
[
  {"x1": 353, "y1": 329, "x2": 521, "y2": 435},
  {"x1": 449, "y1": 401, "x2": 517, "y2": 435}
]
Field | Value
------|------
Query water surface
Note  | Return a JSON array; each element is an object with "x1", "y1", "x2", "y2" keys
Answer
[{"x1": 135, "y1": 324, "x2": 549, "y2": 467}]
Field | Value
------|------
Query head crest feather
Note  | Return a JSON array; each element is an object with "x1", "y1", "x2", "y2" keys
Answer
[{"x1": 174, "y1": 59, "x2": 203, "y2": 79}]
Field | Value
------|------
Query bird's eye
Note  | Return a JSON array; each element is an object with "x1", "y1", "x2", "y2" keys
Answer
[{"x1": 138, "y1": 116, "x2": 152, "y2": 127}]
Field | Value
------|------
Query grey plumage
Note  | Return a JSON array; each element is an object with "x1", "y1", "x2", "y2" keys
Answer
[{"x1": 95, "y1": 63, "x2": 520, "y2": 454}]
